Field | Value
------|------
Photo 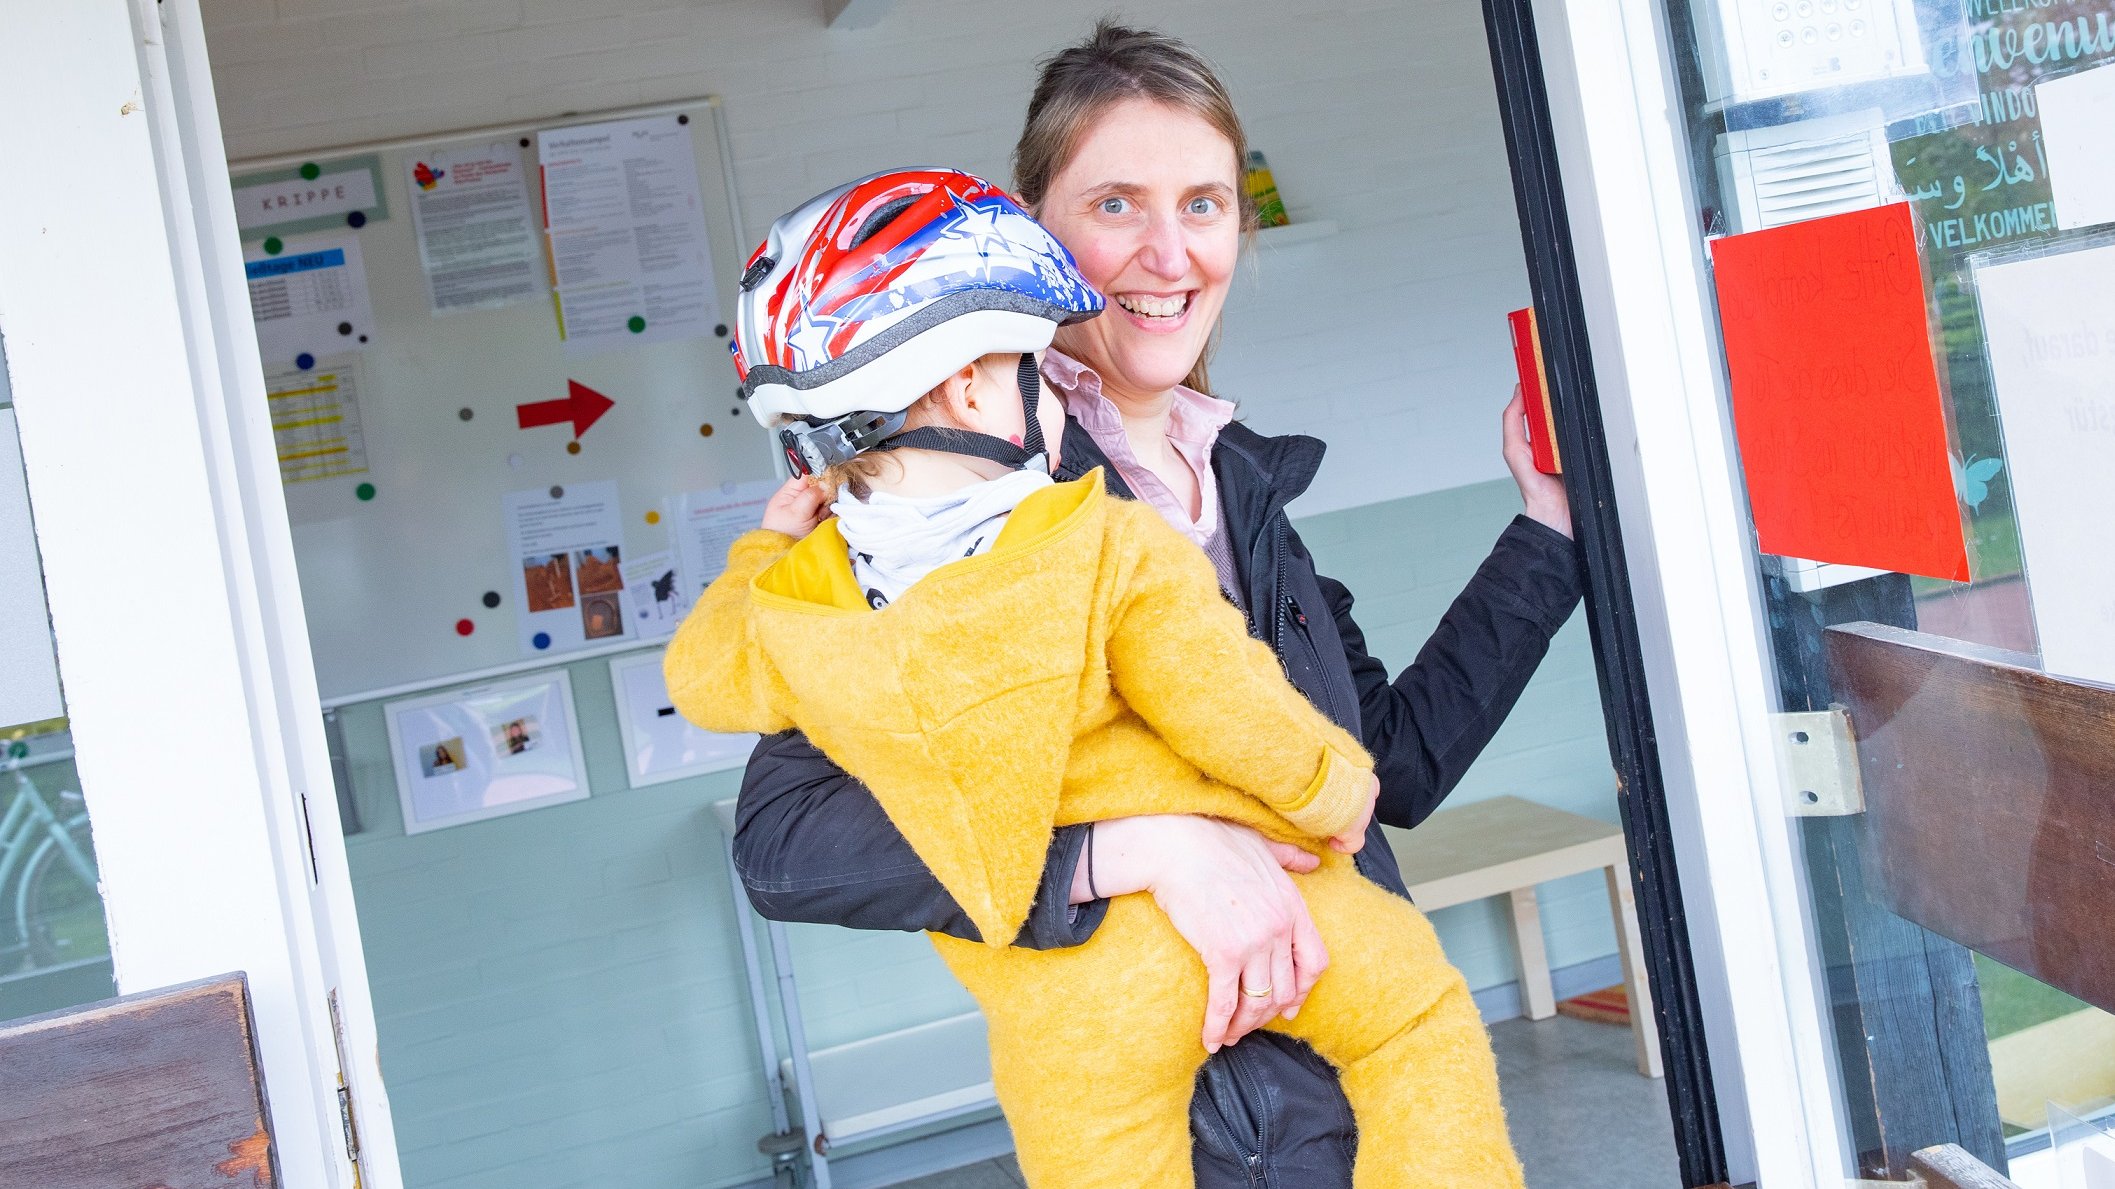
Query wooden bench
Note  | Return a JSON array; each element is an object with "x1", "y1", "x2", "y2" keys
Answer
[
  {"x1": 1382, "y1": 794, "x2": 1663, "y2": 1078},
  {"x1": 0, "y1": 973, "x2": 280, "y2": 1188}
]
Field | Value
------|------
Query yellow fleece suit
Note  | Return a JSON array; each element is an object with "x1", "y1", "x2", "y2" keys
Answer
[{"x1": 667, "y1": 470, "x2": 1523, "y2": 1189}]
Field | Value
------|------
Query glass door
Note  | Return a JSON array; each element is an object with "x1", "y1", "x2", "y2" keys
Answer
[
  {"x1": 0, "y1": 338, "x2": 116, "y2": 1021},
  {"x1": 1650, "y1": 0, "x2": 2115, "y2": 1180}
]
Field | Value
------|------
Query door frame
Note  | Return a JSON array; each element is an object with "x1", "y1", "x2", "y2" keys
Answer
[
  {"x1": 1500, "y1": 0, "x2": 1877, "y2": 1184},
  {"x1": 0, "y1": 2, "x2": 400, "y2": 1184}
]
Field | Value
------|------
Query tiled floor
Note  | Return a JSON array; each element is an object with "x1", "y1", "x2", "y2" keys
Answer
[{"x1": 893, "y1": 1014, "x2": 1680, "y2": 1188}]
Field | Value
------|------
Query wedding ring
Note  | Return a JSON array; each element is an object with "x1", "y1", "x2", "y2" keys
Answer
[{"x1": 1240, "y1": 983, "x2": 1273, "y2": 998}]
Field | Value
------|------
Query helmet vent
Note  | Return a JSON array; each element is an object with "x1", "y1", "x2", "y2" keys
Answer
[{"x1": 849, "y1": 194, "x2": 921, "y2": 249}]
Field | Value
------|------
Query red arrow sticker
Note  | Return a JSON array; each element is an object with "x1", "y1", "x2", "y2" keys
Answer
[{"x1": 517, "y1": 380, "x2": 614, "y2": 439}]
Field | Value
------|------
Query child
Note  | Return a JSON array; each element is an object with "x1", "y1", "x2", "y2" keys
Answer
[{"x1": 667, "y1": 169, "x2": 1522, "y2": 1189}]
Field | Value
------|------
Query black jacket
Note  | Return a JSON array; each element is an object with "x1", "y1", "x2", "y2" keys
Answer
[{"x1": 734, "y1": 418, "x2": 1581, "y2": 1187}]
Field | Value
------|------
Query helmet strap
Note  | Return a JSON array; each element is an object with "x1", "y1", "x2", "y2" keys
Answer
[{"x1": 870, "y1": 352, "x2": 1049, "y2": 473}]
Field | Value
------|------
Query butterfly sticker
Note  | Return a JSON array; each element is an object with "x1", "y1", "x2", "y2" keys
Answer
[
  {"x1": 1950, "y1": 452, "x2": 2004, "y2": 512},
  {"x1": 413, "y1": 162, "x2": 446, "y2": 191}
]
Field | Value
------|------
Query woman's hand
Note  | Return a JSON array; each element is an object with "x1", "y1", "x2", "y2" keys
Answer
[
  {"x1": 760, "y1": 475, "x2": 828, "y2": 539},
  {"x1": 1501, "y1": 385, "x2": 1573, "y2": 540},
  {"x1": 1078, "y1": 815, "x2": 1329, "y2": 1052}
]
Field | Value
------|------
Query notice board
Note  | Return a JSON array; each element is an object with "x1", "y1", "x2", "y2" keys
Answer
[{"x1": 239, "y1": 101, "x2": 777, "y2": 703}]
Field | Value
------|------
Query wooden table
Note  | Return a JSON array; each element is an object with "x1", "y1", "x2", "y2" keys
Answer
[{"x1": 1383, "y1": 794, "x2": 1663, "y2": 1078}]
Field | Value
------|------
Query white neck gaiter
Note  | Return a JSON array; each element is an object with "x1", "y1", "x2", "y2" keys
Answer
[{"x1": 832, "y1": 468, "x2": 1054, "y2": 609}]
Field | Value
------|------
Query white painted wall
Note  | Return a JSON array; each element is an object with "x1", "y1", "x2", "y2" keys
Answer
[{"x1": 202, "y1": 0, "x2": 1531, "y2": 515}]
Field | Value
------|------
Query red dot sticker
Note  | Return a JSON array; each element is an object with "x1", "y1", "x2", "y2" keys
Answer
[{"x1": 455, "y1": 618, "x2": 475, "y2": 637}]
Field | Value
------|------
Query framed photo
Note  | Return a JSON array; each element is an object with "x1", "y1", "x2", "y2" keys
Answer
[
  {"x1": 384, "y1": 670, "x2": 590, "y2": 834},
  {"x1": 608, "y1": 650, "x2": 757, "y2": 789}
]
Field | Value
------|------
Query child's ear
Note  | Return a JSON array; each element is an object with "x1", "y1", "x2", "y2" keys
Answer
[{"x1": 934, "y1": 360, "x2": 983, "y2": 425}]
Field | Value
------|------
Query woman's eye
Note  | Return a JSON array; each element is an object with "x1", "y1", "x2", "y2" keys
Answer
[
  {"x1": 1187, "y1": 196, "x2": 1221, "y2": 216},
  {"x1": 1098, "y1": 197, "x2": 1130, "y2": 216}
]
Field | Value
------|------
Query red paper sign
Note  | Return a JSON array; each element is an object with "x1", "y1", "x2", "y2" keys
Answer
[{"x1": 1709, "y1": 203, "x2": 1968, "y2": 582}]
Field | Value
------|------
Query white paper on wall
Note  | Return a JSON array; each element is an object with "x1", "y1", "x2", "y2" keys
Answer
[
  {"x1": 502, "y1": 479, "x2": 633, "y2": 658},
  {"x1": 405, "y1": 141, "x2": 544, "y2": 314},
  {"x1": 243, "y1": 231, "x2": 376, "y2": 369},
  {"x1": 2039, "y1": 63, "x2": 2115, "y2": 232},
  {"x1": 537, "y1": 116, "x2": 719, "y2": 356},
  {"x1": 1973, "y1": 242, "x2": 2115, "y2": 685}
]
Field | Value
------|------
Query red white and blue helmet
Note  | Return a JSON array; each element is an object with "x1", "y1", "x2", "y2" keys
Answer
[{"x1": 732, "y1": 168, "x2": 1104, "y2": 432}]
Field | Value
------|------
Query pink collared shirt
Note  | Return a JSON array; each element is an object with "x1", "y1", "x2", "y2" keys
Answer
[{"x1": 1042, "y1": 348, "x2": 1237, "y2": 555}]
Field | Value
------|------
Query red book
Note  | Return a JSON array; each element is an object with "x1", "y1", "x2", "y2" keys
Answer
[{"x1": 1507, "y1": 306, "x2": 1562, "y2": 475}]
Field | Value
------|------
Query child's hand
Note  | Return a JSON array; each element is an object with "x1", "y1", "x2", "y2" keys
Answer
[
  {"x1": 1327, "y1": 774, "x2": 1380, "y2": 854},
  {"x1": 760, "y1": 476, "x2": 828, "y2": 538}
]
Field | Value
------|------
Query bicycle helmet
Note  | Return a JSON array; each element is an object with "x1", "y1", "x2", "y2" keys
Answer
[{"x1": 731, "y1": 168, "x2": 1104, "y2": 476}]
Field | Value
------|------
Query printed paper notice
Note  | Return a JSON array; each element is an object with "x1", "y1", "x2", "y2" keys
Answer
[
  {"x1": 621, "y1": 549, "x2": 688, "y2": 642},
  {"x1": 265, "y1": 356, "x2": 369, "y2": 484},
  {"x1": 672, "y1": 480, "x2": 779, "y2": 597},
  {"x1": 537, "y1": 115, "x2": 719, "y2": 356},
  {"x1": 1974, "y1": 244, "x2": 2115, "y2": 685},
  {"x1": 503, "y1": 479, "x2": 634, "y2": 657},
  {"x1": 406, "y1": 141, "x2": 544, "y2": 313},
  {"x1": 244, "y1": 231, "x2": 375, "y2": 369}
]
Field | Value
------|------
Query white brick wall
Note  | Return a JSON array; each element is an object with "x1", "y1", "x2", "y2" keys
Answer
[{"x1": 203, "y1": 0, "x2": 1531, "y2": 515}]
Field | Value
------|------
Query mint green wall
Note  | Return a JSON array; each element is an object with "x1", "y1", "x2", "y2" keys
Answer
[{"x1": 335, "y1": 476, "x2": 1617, "y2": 1189}]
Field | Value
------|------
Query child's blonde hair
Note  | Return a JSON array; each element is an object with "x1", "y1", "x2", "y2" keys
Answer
[{"x1": 808, "y1": 352, "x2": 1025, "y2": 502}]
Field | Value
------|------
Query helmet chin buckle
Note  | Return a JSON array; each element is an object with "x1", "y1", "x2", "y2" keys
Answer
[{"x1": 777, "y1": 409, "x2": 909, "y2": 477}]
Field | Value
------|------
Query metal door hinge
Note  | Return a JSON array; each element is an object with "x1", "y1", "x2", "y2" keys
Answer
[
  {"x1": 328, "y1": 990, "x2": 366, "y2": 1188},
  {"x1": 1774, "y1": 707, "x2": 1864, "y2": 817}
]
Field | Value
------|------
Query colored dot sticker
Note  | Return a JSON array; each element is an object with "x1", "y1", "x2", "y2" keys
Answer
[
  {"x1": 699, "y1": 423, "x2": 714, "y2": 437},
  {"x1": 519, "y1": 136, "x2": 531, "y2": 148},
  {"x1": 677, "y1": 113, "x2": 690, "y2": 125},
  {"x1": 482, "y1": 591, "x2": 502, "y2": 608},
  {"x1": 565, "y1": 440, "x2": 582, "y2": 455},
  {"x1": 296, "y1": 352, "x2": 315, "y2": 370},
  {"x1": 355, "y1": 482, "x2": 376, "y2": 501},
  {"x1": 6, "y1": 740, "x2": 27, "y2": 760},
  {"x1": 458, "y1": 407, "x2": 474, "y2": 421},
  {"x1": 730, "y1": 407, "x2": 742, "y2": 417},
  {"x1": 714, "y1": 323, "x2": 729, "y2": 338},
  {"x1": 549, "y1": 485, "x2": 564, "y2": 499},
  {"x1": 338, "y1": 322, "x2": 354, "y2": 336},
  {"x1": 455, "y1": 618, "x2": 475, "y2": 637},
  {"x1": 644, "y1": 510, "x2": 661, "y2": 525},
  {"x1": 300, "y1": 162, "x2": 321, "y2": 180},
  {"x1": 346, "y1": 210, "x2": 367, "y2": 229},
  {"x1": 263, "y1": 236, "x2": 283, "y2": 255},
  {"x1": 627, "y1": 315, "x2": 647, "y2": 333},
  {"x1": 532, "y1": 631, "x2": 552, "y2": 650}
]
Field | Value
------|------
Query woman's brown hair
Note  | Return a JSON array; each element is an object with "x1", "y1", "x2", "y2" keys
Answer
[{"x1": 1013, "y1": 21, "x2": 1251, "y2": 395}]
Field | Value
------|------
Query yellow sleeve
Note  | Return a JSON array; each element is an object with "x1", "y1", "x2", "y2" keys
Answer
[
  {"x1": 1103, "y1": 505, "x2": 1375, "y2": 839},
  {"x1": 663, "y1": 529, "x2": 799, "y2": 736}
]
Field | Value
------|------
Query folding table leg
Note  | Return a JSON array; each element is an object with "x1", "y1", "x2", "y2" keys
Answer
[
  {"x1": 1509, "y1": 886, "x2": 1558, "y2": 1020},
  {"x1": 1604, "y1": 864, "x2": 1664, "y2": 1078}
]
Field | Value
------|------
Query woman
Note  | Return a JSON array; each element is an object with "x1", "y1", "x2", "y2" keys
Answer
[{"x1": 734, "y1": 23, "x2": 1580, "y2": 1186}]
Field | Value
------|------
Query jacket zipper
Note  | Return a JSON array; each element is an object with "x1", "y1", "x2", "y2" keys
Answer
[{"x1": 1270, "y1": 518, "x2": 1352, "y2": 729}]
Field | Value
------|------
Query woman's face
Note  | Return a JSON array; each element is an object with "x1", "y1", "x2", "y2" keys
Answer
[{"x1": 1038, "y1": 98, "x2": 1242, "y2": 402}]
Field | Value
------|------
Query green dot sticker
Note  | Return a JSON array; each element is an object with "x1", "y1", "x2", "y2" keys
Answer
[
  {"x1": 627, "y1": 315, "x2": 647, "y2": 334},
  {"x1": 6, "y1": 740, "x2": 26, "y2": 760},
  {"x1": 263, "y1": 236, "x2": 283, "y2": 255},
  {"x1": 355, "y1": 482, "x2": 376, "y2": 501},
  {"x1": 299, "y1": 162, "x2": 321, "y2": 181}
]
